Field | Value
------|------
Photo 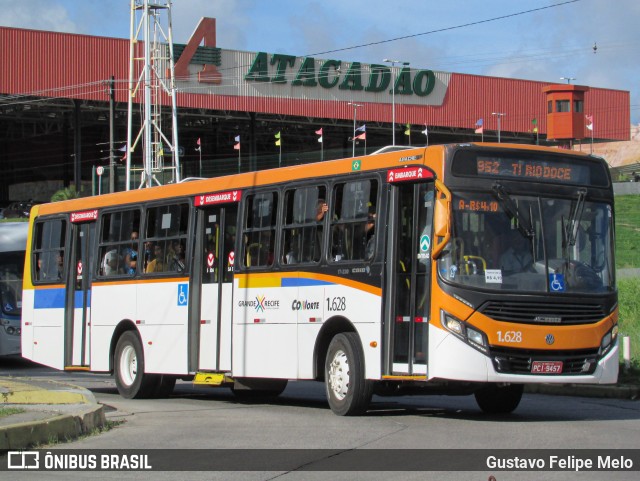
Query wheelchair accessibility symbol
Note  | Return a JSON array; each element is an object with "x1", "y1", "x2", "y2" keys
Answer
[
  {"x1": 549, "y1": 274, "x2": 565, "y2": 292},
  {"x1": 177, "y1": 283, "x2": 189, "y2": 306}
]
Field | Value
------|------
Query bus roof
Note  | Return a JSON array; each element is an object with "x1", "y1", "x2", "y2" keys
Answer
[{"x1": 32, "y1": 143, "x2": 604, "y2": 218}]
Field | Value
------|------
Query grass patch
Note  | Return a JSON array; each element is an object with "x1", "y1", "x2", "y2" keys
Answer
[
  {"x1": 0, "y1": 407, "x2": 26, "y2": 418},
  {"x1": 615, "y1": 195, "x2": 640, "y2": 269},
  {"x1": 618, "y1": 277, "x2": 640, "y2": 366}
]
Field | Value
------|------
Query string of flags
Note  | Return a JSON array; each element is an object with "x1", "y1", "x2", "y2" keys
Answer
[
  {"x1": 475, "y1": 119, "x2": 483, "y2": 134},
  {"x1": 316, "y1": 128, "x2": 323, "y2": 143},
  {"x1": 275, "y1": 131, "x2": 281, "y2": 146},
  {"x1": 234, "y1": 135, "x2": 240, "y2": 150}
]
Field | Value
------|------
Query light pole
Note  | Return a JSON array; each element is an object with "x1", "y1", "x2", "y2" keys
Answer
[
  {"x1": 560, "y1": 77, "x2": 576, "y2": 84},
  {"x1": 348, "y1": 101, "x2": 362, "y2": 157},
  {"x1": 383, "y1": 59, "x2": 409, "y2": 146},
  {"x1": 492, "y1": 112, "x2": 505, "y2": 143}
]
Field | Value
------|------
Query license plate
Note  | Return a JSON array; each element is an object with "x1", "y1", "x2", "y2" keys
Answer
[{"x1": 531, "y1": 360, "x2": 563, "y2": 374}]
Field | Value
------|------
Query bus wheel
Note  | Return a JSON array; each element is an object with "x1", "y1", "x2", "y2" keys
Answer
[
  {"x1": 325, "y1": 332, "x2": 373, "y2": 416},
  {"x1": 474, "y1": 383, "x2": 524, "y2": 414},
  {"x1": 153, "y1": 375, "x2": 177, "y2": 398},
  {"x1": 114, "y1": 331, "x2": 156, "y2": 399}
]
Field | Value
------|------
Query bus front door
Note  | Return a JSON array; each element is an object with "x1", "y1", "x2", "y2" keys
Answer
[
  {"x1": 191, "y1": 204, "x2": 238, "y2": 372},
  {"x1": 385, "y1": 181, "x2": 434, "y2": 376},
  {"x1": 65, "y1": 221, "x2": 95, "y2": 368}
]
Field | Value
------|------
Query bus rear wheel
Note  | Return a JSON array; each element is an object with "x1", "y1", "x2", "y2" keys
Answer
[
  {"x1": 474, "y1": 383, "x2": 524, "y2": 414},
  {"x1": 325, "y1": 332, "x2": 373, "y2": 416},
  {"x1": 114, "y1": 331, "x2": 157, "y2": 399}
]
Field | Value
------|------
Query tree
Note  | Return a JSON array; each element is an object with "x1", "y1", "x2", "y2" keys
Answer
[{"x1": 50, "y1": 186, "x2": 81, "y2": 202}]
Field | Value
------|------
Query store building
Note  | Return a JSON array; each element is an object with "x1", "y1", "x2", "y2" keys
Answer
[{"x1": 0, "y1": 18, "x2": 630, "y2": 201}]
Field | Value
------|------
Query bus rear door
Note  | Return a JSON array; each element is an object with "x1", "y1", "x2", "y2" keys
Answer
[
  {"x1": 384, "y1": 169, "x2": 434, "y2": 376},
  {"x1": 191, "y1": 191, "x2": 240, "y2": 372}
]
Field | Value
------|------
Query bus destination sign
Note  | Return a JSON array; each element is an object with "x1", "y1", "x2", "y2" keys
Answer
[{"x1": 476, "y1": 156, "x2": 589, "y2": 184}]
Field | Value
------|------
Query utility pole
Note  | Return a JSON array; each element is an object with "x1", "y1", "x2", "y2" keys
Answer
[
  {"x1": 492, "y1": 112, "x2": 505, "y2": 143},
  {"x1": 383, "y1": 59, "x2": 409, "y2": 146},
  {"x1": 109, "y1": 75, "x2": 116, "y2": 193},
  {"x1": 348, "y1": 102, "x2": 362, "y2": 157}
]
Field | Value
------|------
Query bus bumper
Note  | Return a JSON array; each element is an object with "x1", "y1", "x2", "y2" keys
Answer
[{"x1": 428, "y1": 326, "x2": 619, "y2": 385}]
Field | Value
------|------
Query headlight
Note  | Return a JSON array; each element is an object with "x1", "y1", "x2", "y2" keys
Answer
[
  {"x1": 441, "y1": 310, "x2": 488, "y2": 354},
  {"x1": 600, "y1": 325, "x2": 618, "y2": 356}
]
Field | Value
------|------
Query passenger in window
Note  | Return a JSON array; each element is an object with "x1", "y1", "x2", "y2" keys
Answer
[
  {"x1": 284, "y1": 236, "x2": 298, "y2": 264},
  {"x1": 316, "y1": 199, "x2": 328, "y2": 221},
  {"x1": 103, "y1": 249, "x2": 122, "y2": 276},
  {"x1": 123, "y1": 231, "x2": 139, "y2": 275},
  {"x1": 170, "y1": 242, "x2": 186, "y2": 272},
  {"x1": 364, "y1": 210, "x2": 376, "y2": 260},
  {"x1": 146, "y1": 244, "x2": 166, "y2": 273}
]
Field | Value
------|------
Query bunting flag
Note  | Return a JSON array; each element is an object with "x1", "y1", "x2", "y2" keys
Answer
[
  {"x1": 195, "y1": 137, "x2": 201, "y2": 152},
  {"x1": 531, "y1": 118, "x2": 538, "y2": 133},
  {"x1": 421, "y1": 126, "x2": 428, "y2": 136},
  {"x1": 355, "y1": 124, "x2": 366, "y2": 133},
  {"x1": 234, "y1": 143, "x2": 240, "y2": 150},
  {"x1": 404, "y1": 123, "x2": 411, "y2": 135},
  {"x1": 234, "y1": 135, "x2": 240, "y2": 142},
  {"x1": 275, "y1": 131, "x2": 281, "y2": 146},
  {"x1": 585, "y1": 114, "x2": 594, "y2": 131},
  {"x1": 318, "y1": 136, "x2": 323, "y2": 143},
  {"x1": 354, "y1": 132, "x2": 366, "y2": 140},
  {"x1": 475, "y1": 118, "x2": 484, "y2": 134},
  {"x1": 315, "y1": 128, "x2": 323, "y2": 135}
]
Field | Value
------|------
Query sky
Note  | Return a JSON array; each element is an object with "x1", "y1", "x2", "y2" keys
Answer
[{"x1": 1, "y1": 0, "x2": 638, "y2": 123}]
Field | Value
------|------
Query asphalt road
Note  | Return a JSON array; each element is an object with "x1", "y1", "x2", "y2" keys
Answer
[{"x1": 2, "y1": 356, "x2": 640, "y2": 481}]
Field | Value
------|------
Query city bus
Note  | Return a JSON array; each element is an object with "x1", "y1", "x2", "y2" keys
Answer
[
  {"x1": 0, "y1": 221, "x2": 28, "y2": 356},
  {"x1": 21, "y1": 143, "x2": 618, "y2": 415}
]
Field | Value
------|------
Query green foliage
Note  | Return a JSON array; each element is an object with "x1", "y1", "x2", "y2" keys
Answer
[
  {"x1": 615, "y1": 195, "x2": 640, "y2": 269},
  {"x1": 0, "y1": 407, "x2": 25, "y2": 418},
  {"x1": 50, "y1": 186, "x2": 81, "y2": 202},
  {"x1": 618, "y1": 277, "x2": 640, "y2": 367}
]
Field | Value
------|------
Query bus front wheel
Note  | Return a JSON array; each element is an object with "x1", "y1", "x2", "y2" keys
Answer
[
  {"x1": 474, "y1": 383, "x2": 524, "y2": 414},
  {"x1": 325, "y1": 332, "x2": 373, "y2": 416},
  {"x1": 114, "y1": 331, "x2": 157, "y2": 399}
]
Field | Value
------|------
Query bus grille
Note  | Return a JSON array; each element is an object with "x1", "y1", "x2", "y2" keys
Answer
[
  {"x1": 479, "y1": 301, "x2": 606, "y2": 325},
  {"x1": 490, "y1": 347, "x2": 599, "y2": 375}
]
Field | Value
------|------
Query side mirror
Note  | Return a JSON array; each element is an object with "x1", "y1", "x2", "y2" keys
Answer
[{"x1": 432, "y1": 180, "x2": 451, "y2": 260}]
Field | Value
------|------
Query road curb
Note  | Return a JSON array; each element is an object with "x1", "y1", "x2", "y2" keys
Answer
[
  {"x1": 525, "y1": 383, "x2": 640, "y2": 400},
  {"x1": 0, "y1": 404, "x2": 105, "y2": 451}
]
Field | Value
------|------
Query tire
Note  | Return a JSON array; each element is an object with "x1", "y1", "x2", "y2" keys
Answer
[
  {"x1": 114, "y1": 331, "x2": 157, "y2": 399},
  {"x1": 152, "y1": 375, "x2": 177, "y2": 398},
  {"x1": 325, "y1": 332, "x2": 373, "y2": 416},
  {"x1": 474, "y1": 383, "x2": 524, "y2": 414}
]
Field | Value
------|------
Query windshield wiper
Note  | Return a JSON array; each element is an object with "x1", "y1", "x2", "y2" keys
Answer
[
  {"x1": 492, "y1": 183, "x2": 534, "y2": 237},
  {"x1": 565, "y1": 189, "x2": 587, "y2": 247}
]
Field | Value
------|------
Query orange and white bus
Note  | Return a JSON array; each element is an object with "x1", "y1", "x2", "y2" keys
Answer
[{"x1": 21, "y1": 143, "x2": 618, "y2": 415}]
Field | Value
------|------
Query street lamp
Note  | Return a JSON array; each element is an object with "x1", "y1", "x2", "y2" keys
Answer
[
  {"x1": 383, "y1": 59, "x2": 409, "y2": 146},
  {"x1": 492, "y1": 112, "x2": 505, "y2": 143},
  {"x1": 560, "y1": 77, "x2": 576, "y2": 84},
  {"x1": 348, "y1": 101, "x2": 362, "y2": 157}
]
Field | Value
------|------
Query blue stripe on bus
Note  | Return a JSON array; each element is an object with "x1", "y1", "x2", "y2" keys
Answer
[
  {"x1": 34, "y1": 288, "x2": 91, "y2": 309},
  {"x1": 281, "y1": 277, "x2": 334, "y2": 287}
]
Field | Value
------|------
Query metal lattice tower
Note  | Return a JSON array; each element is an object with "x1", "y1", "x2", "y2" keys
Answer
[{"x1": 126, "y1": 0, "x2": 180, "y2": 189}]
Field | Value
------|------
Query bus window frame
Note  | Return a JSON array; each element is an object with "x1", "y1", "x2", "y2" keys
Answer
[
  {"x1": 140, "y1": 199, "x2": 192, "y2": 276},
  {"x1": 240, "y1": 189, "x2": 279, "y2": 270},
  {"x1": 96, "y1": 206, "x2": 143, "y2": 278},
  {"x1": 31, "y1": 215, "x2": 69, "y2": 285}
]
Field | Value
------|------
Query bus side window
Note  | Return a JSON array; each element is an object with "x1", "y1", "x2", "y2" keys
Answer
[
  {"x1": 243, "y1": 192, "x2": 277, "y2": 268},
  {"x1": 97, "y1": 209, "x2": 141, "y2": 277},
  {"x1": 142, "y1": 203, "x2": 190, "y2": 275},
  {"x1": 330, "y1": 179, "x2": 377, "y2": 262},
  {"x1": 281, "y1": 186, "x2": 326, "y2": 265},
  {"x1": 32, "y1": 218, "x2": 67, "y2": 283}
]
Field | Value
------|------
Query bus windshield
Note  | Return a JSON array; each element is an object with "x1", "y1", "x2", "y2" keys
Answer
[
  {"x1": 437, "y1": 190, "x2": 615, "y2": 294},
  {"x1": 0, "y1": 251, "x2": 24, "y2": 316}
]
